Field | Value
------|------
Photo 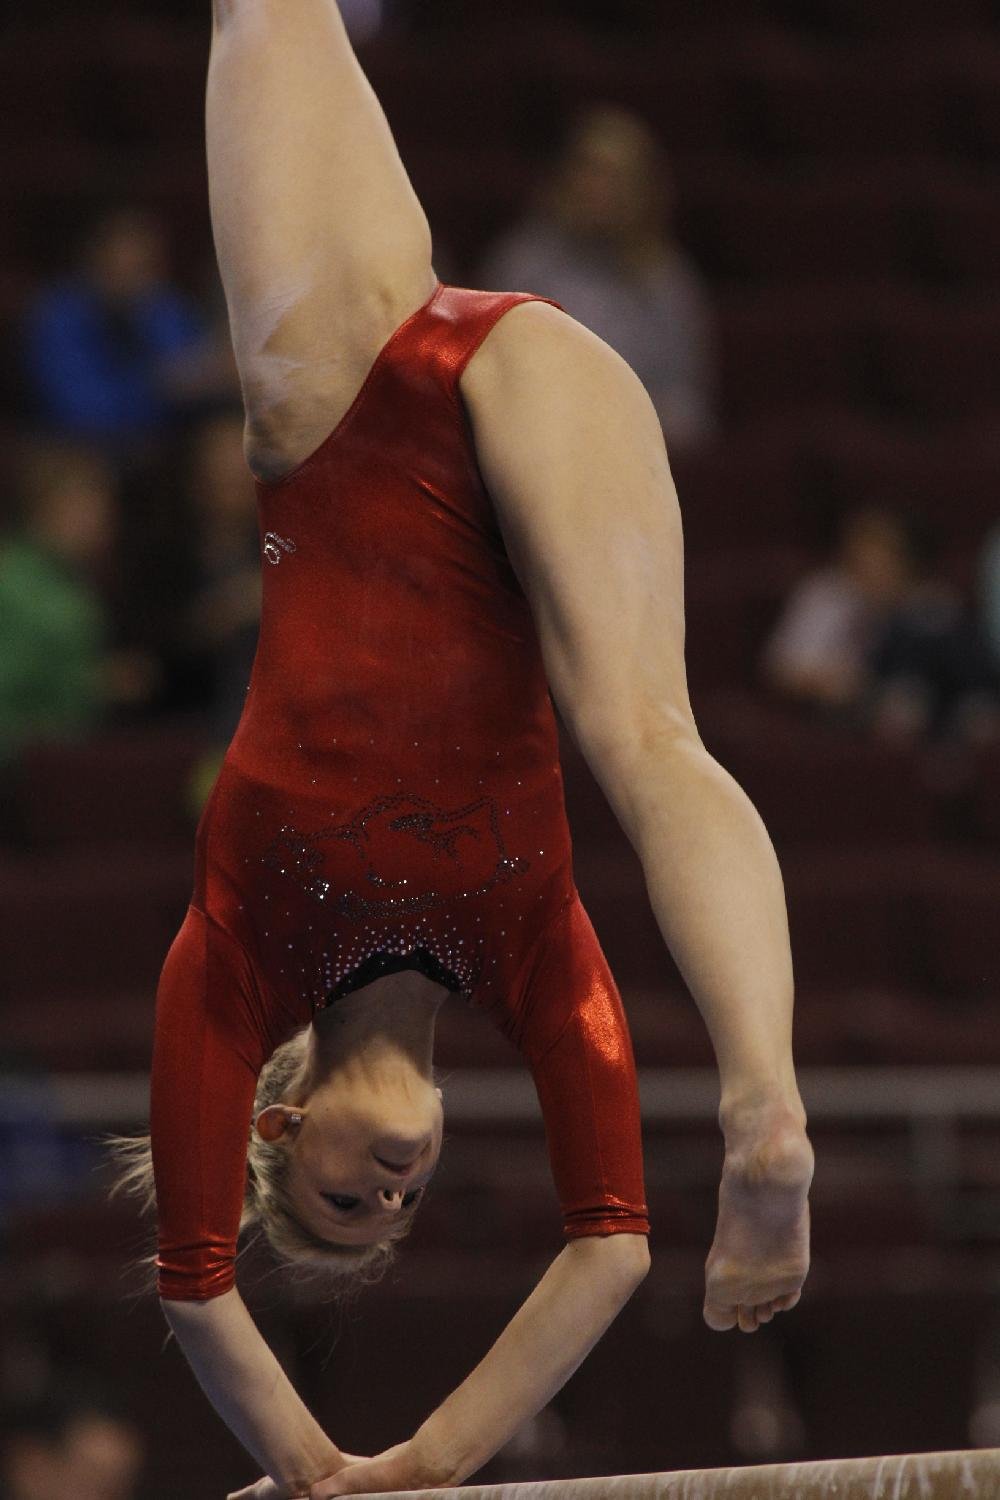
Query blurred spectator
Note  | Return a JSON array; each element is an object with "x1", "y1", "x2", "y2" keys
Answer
[
  {"x1": 0, "y1": 1068, "x2": 89, "y2": 1225},
  {"x1": 762, "y1": 504, "x2": 1000, "y2": 748},
  {"x1": 762, "y1": 506, "x2": 919, "y2": 721},
  {"x1": 22, "y1": 203, "x2": 236, "y2": 457},
  {"x1": 179, "y1": 409, "x2": 262, "y2": 743},
  {"x1": 478, "y1": 103, "x2": 716, "y2": 449},
  {"x1": 0, "y1": 440, "x2": 157, "y2": 769},
  {"x1": 0, "y1": 1387, "x2": 143, "y2": 1500},
  {"x1": 980, "y1": 524, "x2": 1000, "y2": 669},
  {"x1": 160, "y1": 409, "x2": 262, "y2": 813}
]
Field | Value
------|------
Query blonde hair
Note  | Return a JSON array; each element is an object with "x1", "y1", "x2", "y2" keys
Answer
[{"x1": 104, "y1": 1024, "x2": 413, "y2": 1302}]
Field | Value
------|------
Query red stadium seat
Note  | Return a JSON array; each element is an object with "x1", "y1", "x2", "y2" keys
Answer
[
  {"x1": 695, "y1": 694, "x2": 938, "y2": 846},
  {"x1": 406, "y1": 143, "x2": 536, "y2": 277},
  {"x1": 668, "y1": 422, "x2": 806, "y2": 553},
  {"x1": 569, "y1": 844, "x2": 684, "y2": 993},
  {"x1": 783, "y1": 0, "x2": 991, "y2": 37},
  {"x1": 15, "y1": 724, "x2": 205, "y2": 850},
  {"x1": 364, "y1": 40, "x2": 536, "y2": 153},
  {"x1": 0, "y1": 33, "x2": 83, "y2": 141},
  {"x1": 731, "y1": 45, "x2": 939, "y2": 159},
  {"x1": 937, "y1": 41, "x2": 1000, "y2": 159},
  {"x1": 910, "y1": 847, "x2": 1000, "y2": 999},
  {"x1": 716, "y1": 285, "x2": 880, "y2": 426},
  {"x1": 870, "y1": 290, "x2": 1000, "y2": 421},
  {"x1": 971, "y1": 747, "x2": 1000, "y2": 846},
  {"x1": 795, "y1": 983, "x2": 1000, "y2": 1064},
  {"x1": 800, "y1": 411, "x2": 1000, "y2": 568},
  {"x1": 780, "y1": 847, "x2": 923, "y2": 991},
  {"x1": 0, "y1": 986, "x2": 155, "y2": 1071},
  {"x1": 678, "y1": 162, "x2": 902, "y2": 286},
  {"x1": 906, "y1": 166, "x2": 1000, "y2": 285},
  {"x1": 0, "y1": 848, "x2": 191, "y2": 996},
  {"x1": 65, "y1": 19, "x2": 206, "y2": 150},
  {"x1": 536, "y1": 33, "x2": 734, "y2": 157}
]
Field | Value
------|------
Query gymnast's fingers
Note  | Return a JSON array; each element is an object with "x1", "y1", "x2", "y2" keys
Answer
[
  {"x1": 755, "y1": 1301, "x2": 776, "y2": 1324},
  {"x1": 309, "y1": 1442, "x2": 419, "y2": 1497}
]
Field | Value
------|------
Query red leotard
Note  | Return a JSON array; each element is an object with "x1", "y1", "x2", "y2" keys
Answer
[{"x1": 150, "y1": 280, "x2": 650, "y2": 1301}]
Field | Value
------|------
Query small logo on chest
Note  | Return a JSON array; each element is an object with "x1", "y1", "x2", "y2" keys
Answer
[{"x1": 263, "y1": 531, "x2": 297, "y2": 566}]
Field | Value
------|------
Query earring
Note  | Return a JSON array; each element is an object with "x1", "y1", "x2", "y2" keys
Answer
[{"x1": 289, "y1": 1111, "x2": 303, "y2": 1126}]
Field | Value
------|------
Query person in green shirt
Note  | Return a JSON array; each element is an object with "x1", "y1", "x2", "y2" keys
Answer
[{"x1": 0, "y1": 440, "x2": 116, "y2": 766}]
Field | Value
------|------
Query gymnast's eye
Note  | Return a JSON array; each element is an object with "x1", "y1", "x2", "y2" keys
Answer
[{"x1": 325, "y1": 1194, "x2": 361, "y2": 1211}]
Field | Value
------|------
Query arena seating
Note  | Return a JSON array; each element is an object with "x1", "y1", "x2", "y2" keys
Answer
[
  {"x1": 4, "y1": 0, "x2": 1000, "y2": 1073},
  {"x1": 2, "y1": 12, "x2": 1000, "y2": 1490}
]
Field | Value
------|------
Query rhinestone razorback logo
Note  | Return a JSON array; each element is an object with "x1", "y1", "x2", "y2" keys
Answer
[
  {"x1": 261, "y1": 791, "x2": 530, "y2": 920},
  {"x1": 263, "y1": 531, "x2": 297, "y2": 566}
]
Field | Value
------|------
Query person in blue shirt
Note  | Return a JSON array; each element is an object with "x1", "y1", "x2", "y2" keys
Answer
[{"x1": 22, "y1": 203, "x2": 234, "y2": 454}]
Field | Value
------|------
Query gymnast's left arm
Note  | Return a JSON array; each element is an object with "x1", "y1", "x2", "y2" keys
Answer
[{"x1": 306, "y1": 1234, "x2": 649, "y2": 1497}]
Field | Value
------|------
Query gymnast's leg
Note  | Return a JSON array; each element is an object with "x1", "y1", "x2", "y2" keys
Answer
[{"x1": 207, "y1": 0, "x2": 437, "y2": 482}]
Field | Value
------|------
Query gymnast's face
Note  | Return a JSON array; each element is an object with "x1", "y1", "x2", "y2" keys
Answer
[{"x1": 258, "y1": 1061, "x2": 444, "y2": 1246}]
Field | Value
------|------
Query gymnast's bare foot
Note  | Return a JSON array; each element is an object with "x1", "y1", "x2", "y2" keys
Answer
[{"x1": 703, "y1": 1096, "x2": 813, "y2": 1334}]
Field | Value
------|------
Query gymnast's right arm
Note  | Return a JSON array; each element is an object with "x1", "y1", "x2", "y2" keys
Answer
[{"x1": 152, "y1": 913, "x2": 345, "y2": 1498}]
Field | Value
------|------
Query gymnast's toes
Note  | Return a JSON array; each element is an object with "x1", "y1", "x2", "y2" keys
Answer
[{"x1": 704, "y1": 1291, "x2": 798, "y2": 1334}]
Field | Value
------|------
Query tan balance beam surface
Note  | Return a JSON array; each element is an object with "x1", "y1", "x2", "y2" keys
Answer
[{"x1": 369, "y1": 1448, "x2": 1000, "y2": 1498}]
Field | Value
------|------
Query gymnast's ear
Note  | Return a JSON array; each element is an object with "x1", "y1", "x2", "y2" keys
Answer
[{"x1": 254, "y1": 1104, "x2": 305, "y2": 1142}]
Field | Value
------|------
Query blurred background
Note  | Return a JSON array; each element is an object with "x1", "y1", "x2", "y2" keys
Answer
[{"x1": 2, "y1": 0, "x2": 1000, "y2": 1495}]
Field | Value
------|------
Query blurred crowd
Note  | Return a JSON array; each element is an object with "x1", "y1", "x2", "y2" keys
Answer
[
  {"x1": 761, "y1": 503, "x2": 1000, "y2": 769},
  {"x1": 0, "y1": 1383, "x2": 143, "y2": 1500},
  {"x1": 0, "y1": 101, "x2": 722, "y2": 819},
  {"x1": 3, "y1": 6, "x2": 1000, "y2": 1487},
  {"x1": 2, "y1": 100, "x2": 999, "y2": 825},
  {"x1": 0, "y1": 199, "x2": 251, "y2": 783},
  {"x1": 3, "y1": 102, "x2": 995, "y2": 822}
]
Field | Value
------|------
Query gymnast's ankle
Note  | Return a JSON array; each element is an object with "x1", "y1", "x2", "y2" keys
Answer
[{"x1": 717, "y1": 1085, "x2": 808, "y2": 1147}]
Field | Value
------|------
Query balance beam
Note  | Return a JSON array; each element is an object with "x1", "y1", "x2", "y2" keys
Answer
[{"x1": 369, "y1": 1448, "x2": 1000, "y2": 1497}]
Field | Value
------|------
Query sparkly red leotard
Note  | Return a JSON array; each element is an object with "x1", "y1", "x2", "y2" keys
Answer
[{"x1": 150, "y1": 280, "x2": 649, "y2": 1300}]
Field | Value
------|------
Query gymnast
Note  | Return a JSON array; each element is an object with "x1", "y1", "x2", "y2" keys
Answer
[{"x1": 108, "y1": 3, "x2": 814, "y2": 1495}]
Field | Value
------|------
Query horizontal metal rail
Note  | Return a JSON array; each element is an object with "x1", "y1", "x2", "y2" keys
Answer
[{"x1": 3, "y1": 1067, "x2": 1000, "y2": 1128}]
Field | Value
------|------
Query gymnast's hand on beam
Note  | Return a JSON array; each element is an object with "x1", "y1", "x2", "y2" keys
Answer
[
  {"x1": 306, "y1": 1438, "x2": 454, "y2": 1497},
  {"x1": 226, "y1": 1454, "x2": 369, "y2": 1500}
]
